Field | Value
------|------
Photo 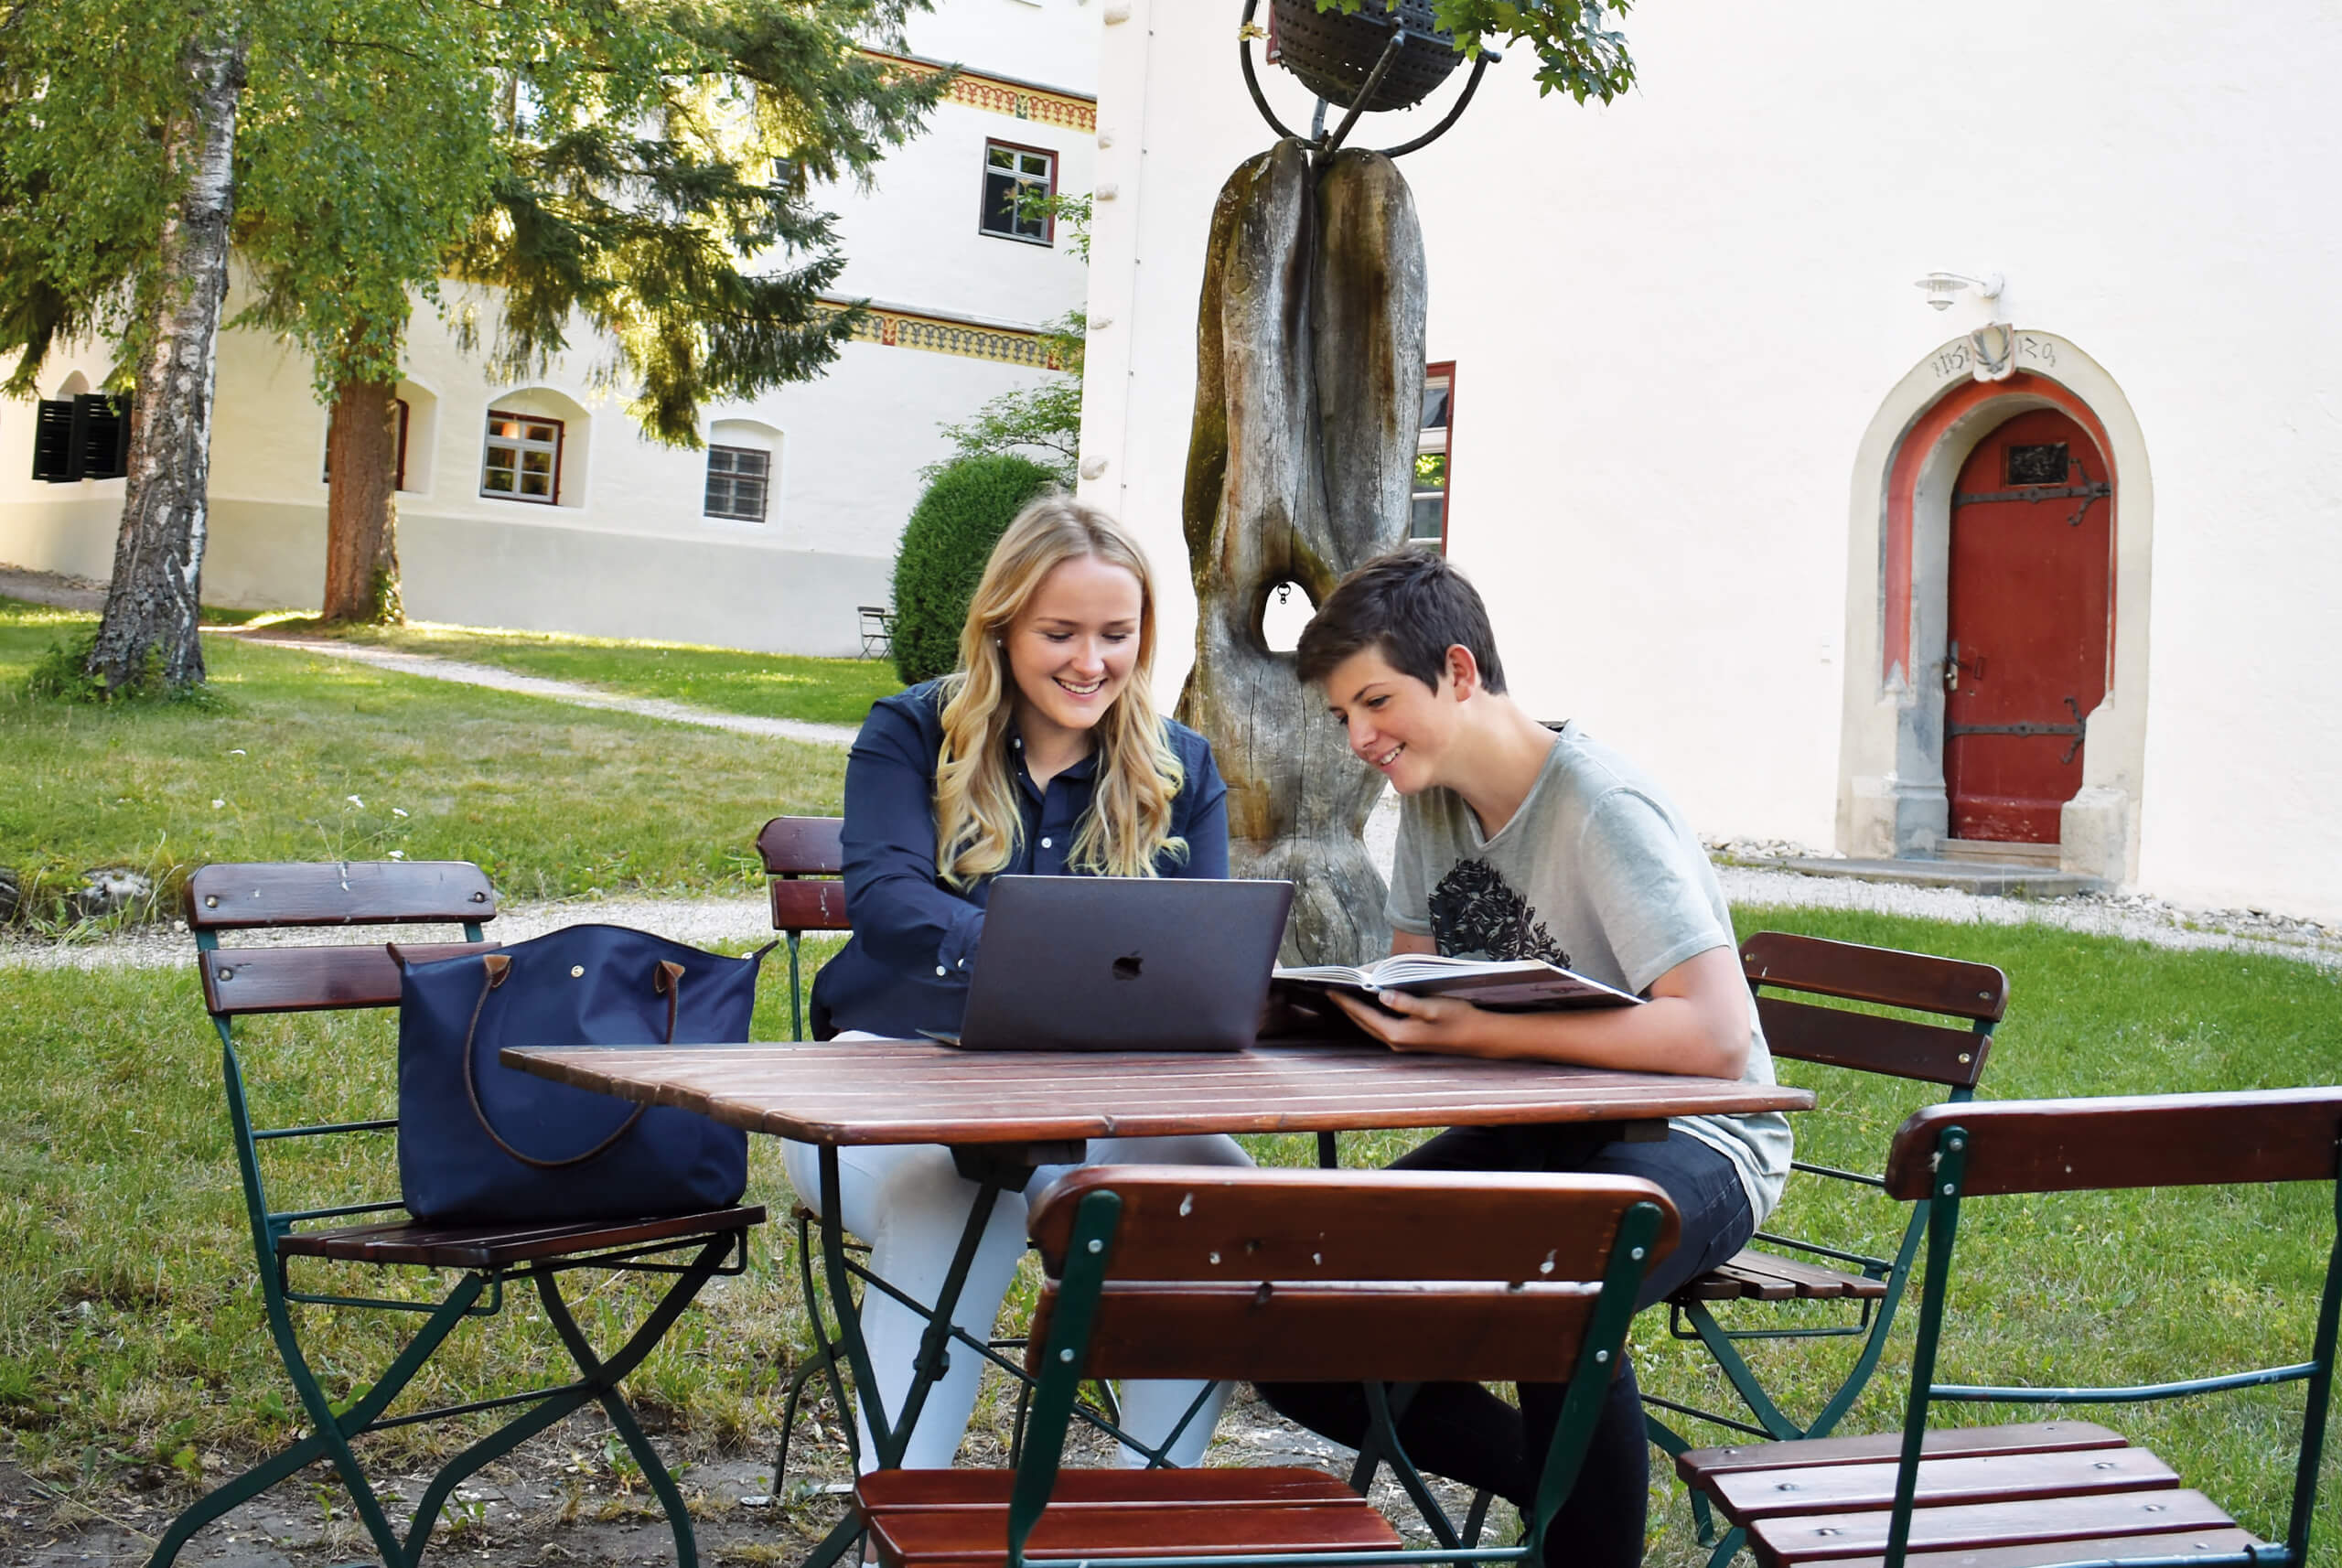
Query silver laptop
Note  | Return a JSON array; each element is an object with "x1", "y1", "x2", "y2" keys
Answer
[{"x1": 924, "y1": 875, "x2": 1295, "y2": 1051}]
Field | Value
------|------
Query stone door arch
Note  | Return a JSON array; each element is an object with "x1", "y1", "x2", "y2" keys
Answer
[{"x1": 1835, "y1": 332, "x2": 2154, "y2": 886}]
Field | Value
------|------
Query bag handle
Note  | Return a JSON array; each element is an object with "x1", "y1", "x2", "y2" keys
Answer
[{"x1": 456, "y1": 952, "x2": 688, "y2": 1171}]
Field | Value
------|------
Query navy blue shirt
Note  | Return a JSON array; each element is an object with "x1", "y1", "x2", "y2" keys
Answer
[{"x1": 809, "y1": 680, "x2": 1230, "y2": 1039}]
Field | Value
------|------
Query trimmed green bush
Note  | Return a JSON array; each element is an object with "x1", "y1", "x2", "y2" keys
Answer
[{"x1": 890, "y1": 453, "x2": 1059, "y2": 684}]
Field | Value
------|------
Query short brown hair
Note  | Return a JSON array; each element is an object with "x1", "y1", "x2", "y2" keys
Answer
[{"x1": 1295, "y1": 550, "x2": 1508, "y2": 694}]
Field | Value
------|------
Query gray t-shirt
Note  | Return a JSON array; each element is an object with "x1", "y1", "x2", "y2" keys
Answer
[{"x1": 1386, "y1": 723, "x2": 1792, "y2": 1222}]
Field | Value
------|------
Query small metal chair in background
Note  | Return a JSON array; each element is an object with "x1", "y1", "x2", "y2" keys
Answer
[{"x1": 859, "y1": 606, "x2": 896, "y2": 660}]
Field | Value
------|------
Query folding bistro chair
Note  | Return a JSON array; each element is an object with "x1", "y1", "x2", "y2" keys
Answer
[
  {"x1": 150, "y1": 861, "x2": 763, "y2": 1568},
  {"x1": 755, "y1": 816, "x2": 867, "y2": 1485},
  {"x1": 1677, "y1": 1087, "x2": 2342, "y2": 1568},
  {"x1": 853, "y1": 1165, "x2": 1678, "y2": 1568},
  {"x1": 754, "y1": 818, "x2": 1132, "y2": 1502},
  {"x1": 1646, "y1": 933, "x2": 2008, "y2": 1560}
]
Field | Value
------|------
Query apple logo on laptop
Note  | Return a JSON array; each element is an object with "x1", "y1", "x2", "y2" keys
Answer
[{"x1": 1112, "y1": 952, "x2": 1144, "y2": 982}]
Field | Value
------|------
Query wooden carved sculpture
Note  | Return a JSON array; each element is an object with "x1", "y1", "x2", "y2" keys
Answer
[{"x1": 1176, "y1": 139, "x2": 1425, "y2": 964}]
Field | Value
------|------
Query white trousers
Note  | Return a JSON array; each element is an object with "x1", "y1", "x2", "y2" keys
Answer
[{"x1": 781, "y1": 1127, "x2": 1253, "y2": 1471}]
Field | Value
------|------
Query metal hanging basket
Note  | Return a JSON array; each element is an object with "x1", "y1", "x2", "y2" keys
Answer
[{"x1": 1269, "y1": 0, "x2": 1463, "y2": 114}]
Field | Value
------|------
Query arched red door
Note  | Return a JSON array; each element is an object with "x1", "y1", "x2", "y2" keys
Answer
[{"x1": 1942, "y1": 407, "x2": 2113, "y2": 843}]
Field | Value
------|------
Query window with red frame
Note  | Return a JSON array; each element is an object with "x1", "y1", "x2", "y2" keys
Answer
[
  {"x1": 1411, "y1": 363, "x2": 1454, "y2": 550},
  {"x1": 979, "y1": 140, "x2": 1056, "y2": 245}
]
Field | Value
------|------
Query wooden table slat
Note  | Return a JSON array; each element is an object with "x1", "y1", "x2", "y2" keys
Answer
[{"x1": 503, "y1": 1040, "x2": 1814, "y2": 1147}]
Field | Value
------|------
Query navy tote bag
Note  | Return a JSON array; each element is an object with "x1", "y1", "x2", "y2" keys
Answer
[{"x1": 393, "y1": 925, "x2": 768, "y2": 1224}]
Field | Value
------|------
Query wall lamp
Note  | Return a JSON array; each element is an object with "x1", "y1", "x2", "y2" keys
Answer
[{"x1": 1915, "y1": 271, "x2": 2004, "y2": 311}]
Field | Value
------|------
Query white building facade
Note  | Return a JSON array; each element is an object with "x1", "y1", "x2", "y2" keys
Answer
[
  {"x1": 1079, "y1": 1, "x2": 2342, "y2": 925},
  {"x1": 0, "y1": 0, "x2": 1098, "y2": 657}
]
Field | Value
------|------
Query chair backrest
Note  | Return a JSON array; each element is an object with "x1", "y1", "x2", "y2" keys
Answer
[
  {"x1": 1886, "y1": 1088, "x2": 2342, "y2": 1198},
  {"x1": 1026, "y1": 1167, "x2": 1679, "y2": 1384},
  {"x1": 1743, "y1": 930, "x2": 2008, "y2": 1090},
  {"x1": 187, "y1": 861, "x2": 501, "y2": 1241},
  {"x1": 756, "y1": 816, "x2": 848, "y2": 933},
  {"x1": 1014, "y1": 1167, "x2": 1679, "y2": 1564},
  {"x1": 189, "y1": 861, "x2": 500, "y2": 1017},
  {"x1": 757, "y1": 817, "x2": 848, "y2": 1040},
  {"x1": 1878, "y1": 1089, "x2": 2342, "y2": 1568}
]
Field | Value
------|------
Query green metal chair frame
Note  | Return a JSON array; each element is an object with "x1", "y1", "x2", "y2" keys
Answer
[
  {"x1": 150, "y1": 861, "x2": 763, "y2": 1568},
  {"x1": 853, "y1": 1165, "x2": 1679, "y2": 1568},
  {"x1": 1676, "y1": 1087, "x2": 2342, "y2": 1568},
  {"x1": 1644, "y1": 932, "x2": 2008, "y2": 1564}
]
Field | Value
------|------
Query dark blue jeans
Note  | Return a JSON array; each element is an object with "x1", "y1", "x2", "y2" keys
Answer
[{"x1": 1257, "y1": 1122, "x2": 1753, "y2": 1568}]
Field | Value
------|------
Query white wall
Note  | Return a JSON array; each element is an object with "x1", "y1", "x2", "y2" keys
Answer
[
  {"x1": 906, "y1": 0, "x2": 1101, "y2": 96},
  {"x1": 1083, "y1": 0, "x2": 2342, "y2": 922},
  {"x1": 824, "y1": 96, "x2": 1094, "y2": 329}
]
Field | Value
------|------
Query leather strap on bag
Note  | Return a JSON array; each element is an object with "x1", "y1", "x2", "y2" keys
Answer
[{"x1": 458, "y1": 951, "x2": 684, "y2": 1171}]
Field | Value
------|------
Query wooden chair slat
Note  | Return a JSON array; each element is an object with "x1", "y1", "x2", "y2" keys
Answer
[
  {"x1": 757, "y1": 816, "x2": 846, "y2": 876},
  {"x1": 1707, "y1": 1444, "x2": 2179, "y2": 1522},
  {"x1": 1026, "y1": 1167, "x2": 1681, "y2": 1281},
  {"x1": 857, "y1": 1467, "x2": 1359, "y2": 1511},
  {"x1": 275, "y1": 1207, "x2": 765, "y2": 1269},
  {"x1": 868, "y1": 1498, "x2": 1402, "y2": 1568},
  {"x1": 188, "y1": 861, "x2": 497, "y2": 929},
  {"x1": 1742, "y1": 932, "x2": 2008, "y2": 1022},
  {"x1": 1885, "y1": 1089, "x2": 2342, "y2": 1199},
  {"x1": 1677, "y1": 1422, "x2": 2130, "y2": 1480},
  {"x1": 1026, "y1": 1281, "x2": 1598, "y2": 1384},
  {"x1": 200, "y1": 942, "x2": 498, "y2": 1016},
  {"x1": 770, "y1": 878, "x2": 852, "y2": 932},
  {"x1": 1810, "y1": 1525, "x2": 2261, "y2": 1568},
  {"x1": 1756, "y1": 997, "x2": 1991, "y2": 1089},
  {"x1": 1692, "y1": 1249, "x2": 1888, "y2": 1302},
  {"x1": 1746, "y1": 1487, "x2": 2236, "y2": 1565}
]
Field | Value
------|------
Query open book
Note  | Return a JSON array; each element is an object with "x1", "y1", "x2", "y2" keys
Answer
[{"x1": 1272, "y1": 953, "x2": 1643, "y2": 1012}]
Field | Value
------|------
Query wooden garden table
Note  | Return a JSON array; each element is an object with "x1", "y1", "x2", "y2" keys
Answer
[{"x1": 503, "y1": 1035, "x2": 1811, "y2": 1543}]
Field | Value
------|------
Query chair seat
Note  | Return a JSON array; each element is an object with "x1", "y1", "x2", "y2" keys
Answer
[
  {"x1": 1807, "y1": 1528, "x2": 2262, "y2": 1568},
  {"x1": 1674, "y1": 1247, "x2": 1890, "y2": 1302},
  {"x1": 276, "y1": 1206, "x2": 765, "y2": 1269},
  {"x1": 1676, "y1": 1421, "x2": 2129, "y2": 1480},
  {"x1": 1679, "y1": 1423, "x2": 2242, "y2": 1568},
  {"x1": 859, "y1": 1466, "x2": 1401, "y2": 1568},
  {"x1": 1746, "y1": 1487, "x2": 2240, "y2": 1566}
]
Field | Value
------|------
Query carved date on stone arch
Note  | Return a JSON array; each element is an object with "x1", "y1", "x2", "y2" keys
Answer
[{"x1": 1176, "y1": 139, "x2": 1425, "y2": 965}]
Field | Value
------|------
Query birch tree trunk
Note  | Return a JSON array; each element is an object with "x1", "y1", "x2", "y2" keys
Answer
[
  {"x1": 322, "y1": 374, "x2": 404, "y2": 624},
  {"x1": 84, "y1": 27, "x2": 246, "y2": 693},
  {"x1": 1176, "y1": 141, "x2": 1426, "y2": 965}
]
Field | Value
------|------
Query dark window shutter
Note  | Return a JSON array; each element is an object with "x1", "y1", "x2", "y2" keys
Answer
[
  {"x1": 77, "y1": 394, "x2": 130, "y2": 479},
  {"x1": 31, "y1": 399, "x2": 81, "y2": 482}
]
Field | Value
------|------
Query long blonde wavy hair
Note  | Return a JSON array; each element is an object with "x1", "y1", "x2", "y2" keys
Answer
[{"x1": 932, "y1": 496, "x2": 1187, "y2": 888}]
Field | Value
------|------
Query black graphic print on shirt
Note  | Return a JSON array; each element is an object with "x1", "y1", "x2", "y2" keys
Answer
[{"x1": 1426, "y1": 858, "x2": 1570, "y2": 967}]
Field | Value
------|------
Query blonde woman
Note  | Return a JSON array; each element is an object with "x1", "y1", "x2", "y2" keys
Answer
[{"x1": 786, "y1": 496, "x2": 1250, "y2": 1471}]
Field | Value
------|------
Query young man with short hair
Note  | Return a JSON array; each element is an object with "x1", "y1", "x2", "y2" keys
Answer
[{"x1": 1270, "y1": 549, "x2": 1791, "y2": 1567}]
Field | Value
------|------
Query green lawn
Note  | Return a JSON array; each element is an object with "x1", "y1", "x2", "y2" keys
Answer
[
  {"x1": 270, "y1": 615, "x2": 904, "y2": 727},
  {"x1": 0, "y1": 597, "x2": 850, "y2": 922},
  {"x1": 2, "y1": 907, "x2": 2336, "y2": 1563}
]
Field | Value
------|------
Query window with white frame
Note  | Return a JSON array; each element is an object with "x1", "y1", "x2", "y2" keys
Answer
[
  {"x1": 1411, "y1": 363, "x2": 1453, "y2": 550},
  {"x1": 979, "y1": 141, "x2": 1055, "y2": 244},
  {"x1": 704, "y1": 445, "x2": 771, "y2": 522},
  {"x1": 481, "y1": 411, "x2": 562, "y2": 504}
]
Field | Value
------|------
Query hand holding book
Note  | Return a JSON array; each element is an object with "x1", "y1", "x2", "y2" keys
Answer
[{"x1": 1271, "y1": 953, "x2": 1642, "y2": 1012}]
